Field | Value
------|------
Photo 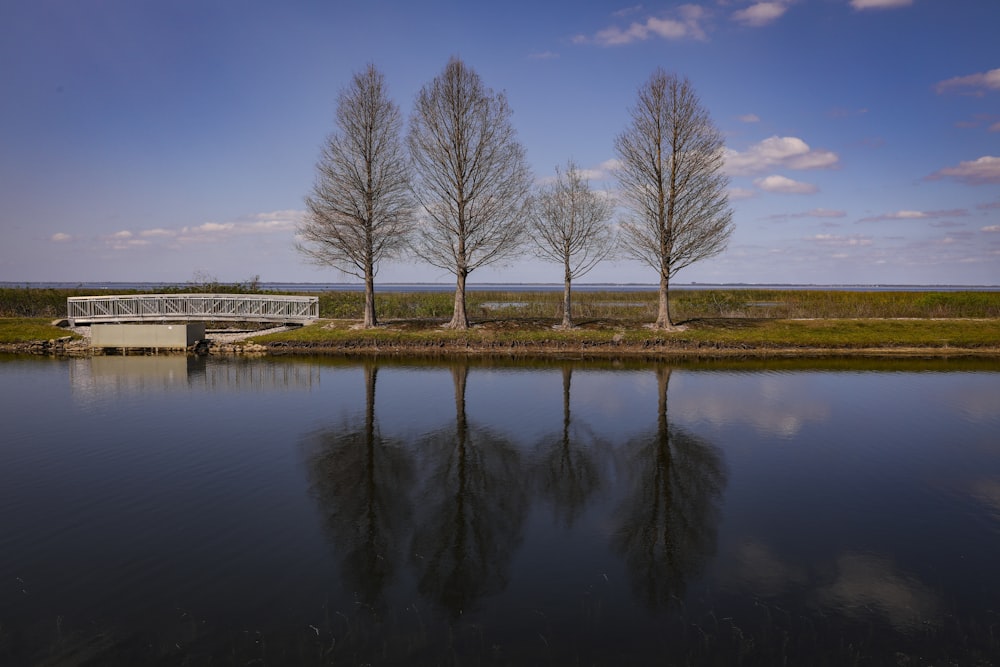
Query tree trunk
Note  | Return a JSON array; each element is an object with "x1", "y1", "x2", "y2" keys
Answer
[
  {"x1": 561, "y1": 366, "x2": 572, "y2": 443},
  {"x1": 655, "y1": 269, "x2": 673, "y2": 328},
  {"x1": 363, "y1": 263, "x2": 377, "y2": 328},
  {"x1": 657, "y1": 366, "x2": 672, "y2": 431},
  {"x1": 446, "y1": 270, "x2": 470, "y2": 330},
  {"x1": 562, "y1": 259, "x2": 573, "y2": 328},
  {"x1": 452, "y1": 363, "x2": 468, "y2": 436},
  {"x1": 364, "y1": 363, "x2": 377, "y2": 443}
]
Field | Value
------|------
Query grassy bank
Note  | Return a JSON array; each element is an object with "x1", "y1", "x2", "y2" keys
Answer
[
  {"x1": 0, "y1": 318, "x2": 81, "y2": 344},
  {"x1": 2, "y1": 288, "x2": 998, "y2": 357},
  {"x1": 248, "y1": 317, "x2": 1000, "y2": 356}
]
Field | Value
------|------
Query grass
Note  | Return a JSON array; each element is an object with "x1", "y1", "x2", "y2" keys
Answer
[
  {"x1": 313, "y1": 288, "x2": 1000, "y2": 321},
  {"x1": 2, "y1": 287, "x2": 999, "y2": 355},
  {"x1": 666, "y1": 318, "x2": 1000, "y2": 350},
  {"x1": 0, "y1": 318, "x2": 80, "y2": 344},
  {"x1": 247, "y1": 317, "x2": 1000, "y2": 355},
  {"x1": 4, "y1": 286, "x2": 1000, "y2": 320}
]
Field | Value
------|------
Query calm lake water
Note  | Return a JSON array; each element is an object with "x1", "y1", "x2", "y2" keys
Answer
[{"x1": 2, "y1": 354, "x2": 999, "y2": 665}]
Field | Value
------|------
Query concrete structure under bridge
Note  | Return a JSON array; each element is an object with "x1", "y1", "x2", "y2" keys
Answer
[{"x1": 67, "y1": 293, "x2": 319, "y2": 326}]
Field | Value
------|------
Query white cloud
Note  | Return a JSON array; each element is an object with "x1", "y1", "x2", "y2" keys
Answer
[
  {"x1": 983, "y1": 225, "x2": 1000, "y2": 233},
  {"x1": 738, "y1": 113, "x2": 761, "y2": 123},
  {"x1": 83, "y1": 210, "x2": 306, "y2": 250},
  {"x1": 850, "y1": 0, "x2": 913, "y2": 10},
  {"x1": 928, "y1": 156, "x2": 1000, "y2": 185},
  {"x1": 247, "y1": 218, "x2": 298, "y2": 232},
  {"x1": 861, "y1": 210, "x2": 926, "y2": 221},
  {"x1": 538, "y1": 159, "x2": 621, "y2": 185},
  {"x1": 724, "y1": 136, "x2": 839, "y2": 175},
  {"x1": 109, "y1": 238, "x2": 151, "y2": 251},
  {"x1": 954, "y1": 113, "x2": 999, "y2": 130},
  {"x1": 860, "y1": 208, "x2": 969, "y2": 222},
  {"x1": 176, "y1": 211, "x2": 301, "y2": 240},
  {"x1": 732, "y1": 2, "x2": 788, "y2": 27},
  {"x1": 728, "y1": 187, "x2": 757, "y2": 200},
  {"x1": 50, "y1": 232, "x2": 72, "y2": 242},
  {"x1": 766, "y1": 208, "x2": 846, "y2": 220},
  {"x1": 808, "y1": 233, "x2": 873, "y2": 247},
  {"x1": 188, "y1": 222, "x2": 235, "y2": 234},
  {"x1": 252, "y1": 209, "x2": 303, "y2": 224},
  {"x1": 806, "y1": 208, "x2": 847, "y2": 218},
  {"x1": 575, "y1": 4, "x2": 707, "y2": 45},
  {"x1": 935, "y1": 68, "x2": 1000, "y2": 96},
  {"x1": 754, "y1": 174, "x2": 819, "y2": 194},
  {"x1": 613, "y1": 5, "x2": 645, "y2": 18},
  {"x1": 140, "y1": 228, "x2": 176, "y2": 238},
  {"x1": 578, "y1": 159, "x2": 622, "y2": 182}
]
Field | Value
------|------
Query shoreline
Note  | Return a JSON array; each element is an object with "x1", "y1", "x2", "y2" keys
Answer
[
  {"x1": 2, "y1": 314, "x2": 998, "y2": 360},
  {"x1": 3, "y1": 337, "x2": 999, "y2": 360}
]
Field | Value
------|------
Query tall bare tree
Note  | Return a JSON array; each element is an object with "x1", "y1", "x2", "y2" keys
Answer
[
  {"x1": 408, "y1": 57, "x2": 532, "y2": 330},
  {"x1": 298, "y1": 64, "x2": 412, "y2": 328},
  {"x1": 615, "y1": 69, "x2": 733, "y2": 328},
  {"x1": 530, "y1": 161, "x2": 616, "y2": 328}
]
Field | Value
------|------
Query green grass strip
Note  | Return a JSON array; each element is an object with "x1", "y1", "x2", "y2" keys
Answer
[
  {"x1": 249, "y1": 318, "x2": 999, "y2": 351},
  {"x1": 0, "y1": 318, "x2": 81, "y2": 344}
]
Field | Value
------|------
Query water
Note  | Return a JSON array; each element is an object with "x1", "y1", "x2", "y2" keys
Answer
[{"x1": 1, "y1": 355, "x2": 999, "y2": 665}]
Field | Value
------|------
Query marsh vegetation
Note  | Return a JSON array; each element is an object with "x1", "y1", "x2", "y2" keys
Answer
[{"x1": 2, "y1": 287, "x2": 997, "y2": 354}]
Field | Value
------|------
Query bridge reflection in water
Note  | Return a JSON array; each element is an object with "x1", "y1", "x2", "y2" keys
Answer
[{"x1": 69, "y1": 357, "x2": 320, "y2": 396}]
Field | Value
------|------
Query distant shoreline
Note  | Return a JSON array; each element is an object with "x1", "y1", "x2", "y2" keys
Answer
[{"x1": 3, "y1": 281, "x2": 1000, "y2": 293}]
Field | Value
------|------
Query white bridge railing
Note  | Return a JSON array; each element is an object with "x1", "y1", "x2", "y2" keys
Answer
[{"x1": 67, "y1": 294, "x2": 319, "y2": 325}]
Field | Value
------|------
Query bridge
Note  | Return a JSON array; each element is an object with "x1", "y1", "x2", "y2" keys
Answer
[{"x1": 67, "y1": 294, "x2": 319, "y2": 326}]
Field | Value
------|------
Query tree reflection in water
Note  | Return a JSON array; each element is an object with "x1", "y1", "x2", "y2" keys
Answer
[
  {"x1": 303, "y1": 363, "x2": 414, "y2": 610},
  {"x1": 614, "y1": 366, "x2": 727, "y2": 610},
  {"x1": 534, "y1": 365, "x2": 604, "y2": 527},
  {"x1": 409, "y1": 363, "x2": 529, "y2": 617}
]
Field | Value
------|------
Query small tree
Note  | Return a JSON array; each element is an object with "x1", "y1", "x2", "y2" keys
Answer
[
  {"x1": 529, "y1": 161, "x2": 616, "y2": 328},
  {"x1": 298, "y1": 64, "x2": 412, "y2": 328},
  {"x1": 615, "y1": 69, "x2": 733, "y2": 328},
  {"x1": 408, "y1": 57, "x2": 532, "y2": 330}
]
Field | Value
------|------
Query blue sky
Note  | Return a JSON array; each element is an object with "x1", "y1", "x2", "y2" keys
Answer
[{"x1": 2, "y1": 0, "x2": 997, "y2": 286}]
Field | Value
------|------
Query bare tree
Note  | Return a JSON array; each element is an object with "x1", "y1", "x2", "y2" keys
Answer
[
  {"x1": 615, "y1": 69, "x2": 733, "y2": 328},
  {"x1": 408, "y1": 57, "x2": 532, "y2": 330},
  {"x1": 530, "y1": 161, "x2": 616, "y2": 328},
  {"x1": 298, "y1": 64, "x2": 412, "y2": 328}
]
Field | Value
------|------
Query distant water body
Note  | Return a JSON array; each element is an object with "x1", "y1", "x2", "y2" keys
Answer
[{"x1": 4, "y1": 281, "x2": 999, "y2": 292}]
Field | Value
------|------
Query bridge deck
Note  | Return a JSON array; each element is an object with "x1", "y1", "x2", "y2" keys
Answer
[{"x1": 67, "y1": 294, "x2": 319, "y2": 325}]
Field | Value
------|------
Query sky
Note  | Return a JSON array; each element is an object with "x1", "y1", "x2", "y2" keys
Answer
[{"x1": 1, "y1": 0, "x2": 998, "y2": 286}]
